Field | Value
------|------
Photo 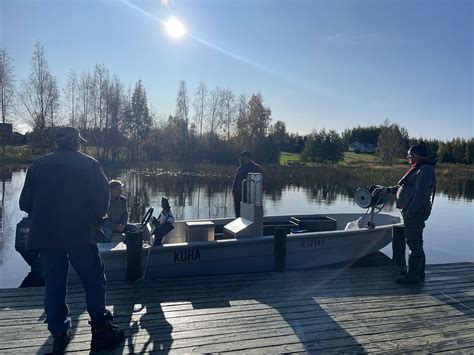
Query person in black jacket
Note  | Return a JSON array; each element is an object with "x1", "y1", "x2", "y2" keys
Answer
[
  {"x1": 232, "y1": 151, "x2": 263, "y2": 217},
  {"x1": 19, "y1": 127, "x2": 124, "y2": 353},
  {"x1": 389, "y1": 141, "x2": 436, "y2": 285}
]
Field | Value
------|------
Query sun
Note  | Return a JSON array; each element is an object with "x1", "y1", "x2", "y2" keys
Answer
[{"x1": 164, "y1": 17, "x2": 186, "y2": 38}]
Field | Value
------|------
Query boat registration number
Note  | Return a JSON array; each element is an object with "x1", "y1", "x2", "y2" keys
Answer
[{"x1": 301, "y1": 239, "x2": 325, "y2": 248}]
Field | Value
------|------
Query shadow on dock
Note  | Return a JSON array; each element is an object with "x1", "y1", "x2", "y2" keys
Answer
[{"x1": 0, "y1": 258, "x2": 473, "y2": 353}]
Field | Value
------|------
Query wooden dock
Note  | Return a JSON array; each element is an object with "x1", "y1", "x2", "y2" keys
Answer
[{"x1": 0, "y1": 262, "x2": 473, "y2": 353}]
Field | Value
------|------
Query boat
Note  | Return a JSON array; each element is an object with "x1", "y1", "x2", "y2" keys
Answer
[
  {"x1": 15, "y1": 175, "x2": 402, "y2": 284},
  {"x1": 78, "y1": 176, "x2": 402, "y2": 282},
  {"x1": 95, "y1": 212, "x2": 402, "y2": 282}
]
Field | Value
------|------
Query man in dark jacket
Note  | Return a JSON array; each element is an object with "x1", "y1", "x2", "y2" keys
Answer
[
  {"x1": 19, "y1": 127, "x2": 124, "y2": 353},
  {"x1": 232, "y1": 151, "x2": 263, "y2": 217},
  {"x1": 389, "y1": 141, "x2": 436, "y2": 285}
]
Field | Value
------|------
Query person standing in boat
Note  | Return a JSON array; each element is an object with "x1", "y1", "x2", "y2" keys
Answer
[
  {"x1": 389, "y1": 141, "x2": 436, "y2": 285},
  {"x1": 232, "y1": 151, "x2": 263, "y2": 217},
  {"x1": 19, "y1": 127, "x2": 125, "y2": 353},
  {"x1": 101, "y1": 179, "x2": 139, "y2": 240}
]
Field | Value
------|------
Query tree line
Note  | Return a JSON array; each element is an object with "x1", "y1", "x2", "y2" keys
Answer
[
  {"x1": 1, "y1": 42, "x2": 472, "y2": 165},
  {"x1": 300, "y1": 121, "x2": 474, "y2": 165}
]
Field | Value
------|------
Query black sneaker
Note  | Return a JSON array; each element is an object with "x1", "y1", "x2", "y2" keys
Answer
[
  {"x1": 90, "y1": 320, "x2": 125, "y2": 352},
  {"x1": 52, "y1": 331, "x2": 71, "y2": 354}
]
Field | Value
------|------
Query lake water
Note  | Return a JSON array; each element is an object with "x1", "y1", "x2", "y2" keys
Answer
[{"x1": 0, "y1": 168, "x2": 472, "y2": 288}]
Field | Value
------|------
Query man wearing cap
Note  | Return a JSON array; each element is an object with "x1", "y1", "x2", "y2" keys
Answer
[
  {"x1": 19, "y1": 127, "x2": 124, "y2": 353},
  {"x1": 388, "y1": 141, "x2": 436, "y2": 284},
  {"x1": 232, "y1": 151, "x2": 263, "y2": 217}
]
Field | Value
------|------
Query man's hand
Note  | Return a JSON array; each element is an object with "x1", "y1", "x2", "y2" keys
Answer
[{"x1": 117, "y1": 224, "x2": 125, "y2": 232}]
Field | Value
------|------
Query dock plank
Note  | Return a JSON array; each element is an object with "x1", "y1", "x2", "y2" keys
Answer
[{"x1": 0, "y1": 262, "x2": 472, "y2": 353}]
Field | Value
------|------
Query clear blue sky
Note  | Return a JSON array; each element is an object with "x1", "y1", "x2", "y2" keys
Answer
[{"x1": 1, "y1": 0, "x2": 473, "y2": 139}]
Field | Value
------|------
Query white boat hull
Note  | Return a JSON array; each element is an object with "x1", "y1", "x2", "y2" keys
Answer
[{"x1": 91, "y1": 213, "x2": 401, "y2": 282}]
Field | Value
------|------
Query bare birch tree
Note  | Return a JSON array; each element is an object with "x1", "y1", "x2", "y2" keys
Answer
[
  {"x1": 0, "y1": 48, "x2": 15, "y2": 125},
  {"x1": 220, "y1": 89, "x2": 236, "y2": 141},
  {"x1": 0, "y1": 48, "x2": 15, "y2": 155},
  {"x1": 103, "y1": 75, "x2": 123, "y2": 160},
  {"x1": 77, "y1": 70, "x2": 93, "y2": 131},
  {"x1": 192, "y1": 81, "x2": 207, "y2": 137},
  {"x1": 63, "y1": 70, "x2": 78, "y2": 127},
  {"x1": 235, "y1": 93, "x2": 249, "y2": 145},
  {"x1": 18, "y1": 42, "x2": 58, "y2": 140},
  {"x1": 47, "y1": 76, "x2": 60, "y2": 127},
  {"x1": 92, "y1": 64, "x2": 109, "y2": 130},
  {"x1": 206, "y1": 86, "x2": 223, "y2": 135}
]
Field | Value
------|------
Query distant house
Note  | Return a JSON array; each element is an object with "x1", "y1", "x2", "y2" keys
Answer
[
  {"x1": 0, "y1": 123, "x2": 26, "y2": 145},
  {"x1": 348, "y1": 141, "x2": 376, "y2": 153}
]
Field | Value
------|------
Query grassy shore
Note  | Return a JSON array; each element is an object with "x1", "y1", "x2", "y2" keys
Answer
[
  {"x1": 279, "y1": 151, "x2": 473, "y2": 182},
  {"x1": 3, "y1": 145, "x2": 473, "y2": 183},
  {"x1": 280, "y1": 151, "x2": 406, "y2": 166},
  {"x1": 1, "y1": 145, "x2": 39, "y2": 165}
]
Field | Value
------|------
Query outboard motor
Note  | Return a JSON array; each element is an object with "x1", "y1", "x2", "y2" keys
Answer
[
  {"x1": 354, "y1": 185, "x2": 391, "y2": 228},
  {"x1": 15, "y1": 217, "x2": 44, "y2": 287},
  {"x1": 15, "y1": 217, "x2": 31, "y2": 255}
]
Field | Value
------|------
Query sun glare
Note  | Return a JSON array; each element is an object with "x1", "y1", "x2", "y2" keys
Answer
[{"x1": 165, "y1": 17, "x2": 186, "y2": 38}]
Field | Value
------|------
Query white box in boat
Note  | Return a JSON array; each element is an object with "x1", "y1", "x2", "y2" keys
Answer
[{"x1": 186, "y1": 221, "x2": 215, "y2": 242}]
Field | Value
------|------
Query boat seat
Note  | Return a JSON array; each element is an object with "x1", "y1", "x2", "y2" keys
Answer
[
  {"x1": 110, "y1": 233, "x2": 125, "y2": 242},
  {"x1": 186, "y1": 221, "x2": 215, "y2": 242}
]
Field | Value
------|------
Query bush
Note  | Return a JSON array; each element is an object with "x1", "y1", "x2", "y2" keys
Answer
[{"x1": 301, "y1": 129, "x2": 344, "y2": 164}]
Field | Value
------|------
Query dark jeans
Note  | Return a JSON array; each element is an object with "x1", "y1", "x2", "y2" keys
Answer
[
  {"x1": 234, "y1": 197, "x2": 241, "y2": 218},
  {"x1": 402, "y1": 206, "x2": 431, "y2": 260},
  {"x1": 40, "y1": 244, "x2": 107, "y2": 336}
]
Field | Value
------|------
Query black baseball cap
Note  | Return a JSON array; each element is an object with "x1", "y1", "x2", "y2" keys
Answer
[{"x1": 237, "y1": 151, "x2": 252, "y2": 158}]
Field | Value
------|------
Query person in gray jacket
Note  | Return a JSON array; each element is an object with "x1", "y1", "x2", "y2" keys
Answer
[
  {"x1": 19, "y1": 127, "x2": 124, "y2": 353},
  {"x1": 389, "y1": 141, "x2": 436, "y2": 284},
  {"x1": 100, "y1": 180, "x2": 139, "y2": 240}
]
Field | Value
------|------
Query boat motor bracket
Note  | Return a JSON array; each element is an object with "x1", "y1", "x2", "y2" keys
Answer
[{"x1": 354, "y1": 185, "x2": 392, "y2": 229}]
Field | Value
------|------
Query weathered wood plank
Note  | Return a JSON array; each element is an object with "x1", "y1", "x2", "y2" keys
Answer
[
  {"x1": 2, "y1": 302, "x2": 472, "y2": 353},
  {"x1": 0, "y1": 262, "x2": 472, "y2": 354},
  {"x1": 1, "y1": 284, "x2": 472, "y2": 331},
  {"x1": 1, "y1": 279, "x2": 472, "y2": 324},
  {"x1": 1, "y1": 268, "x2": 472, "y2": 309},
  {"x1": 0, "y1": 262, "x2": 471, "y2": 299},
  {"x1": 0, "y1": 302, "x2": 471, "y2": 345}
]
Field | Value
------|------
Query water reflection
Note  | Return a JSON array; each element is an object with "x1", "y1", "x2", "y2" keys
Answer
[
  {"x1": 0, "y1": 167, "x2": 472, "y2": 288},
  {"x1": 113, "y1": 170, "x2": 234, "y2": 221},
  {"x1": 110, "y1": 169, "x2": 473, "y2": 220}
]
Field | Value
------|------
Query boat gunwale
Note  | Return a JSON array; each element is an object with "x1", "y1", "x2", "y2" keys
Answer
[{"x1": 99, "y1": 213, "x2": 402, "y2": 254}]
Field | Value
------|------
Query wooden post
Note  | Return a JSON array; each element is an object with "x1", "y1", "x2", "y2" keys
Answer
[
  {"x1": 125, "y1": 230, "x2": 143, "y2": 282},
  {"x1": 392, "y1": 226, "x2": 406, "y2": 269},
  {"x1": 273, "y1": 227, "x2": 287, "y2": 272}
]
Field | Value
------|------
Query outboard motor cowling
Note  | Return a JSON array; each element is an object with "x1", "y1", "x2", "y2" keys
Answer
[
  {"x1": 15, "y1": 217, "x2": 31, "y2": 254},
  {"x1": 354, "y1": 185, "x2": 390, "y2": 209},
  {"x1": 354, "y1": 185, "x2": 392, "y2": 228},
  {"x1": 15, "y1": 217, "x2": 44, "y2": 287}
]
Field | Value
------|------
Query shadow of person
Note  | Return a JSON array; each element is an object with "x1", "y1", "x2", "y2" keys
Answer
[
  {"x1": 35, "y1": 308, "x2": 81, "y2": 355},
  {"x1": 7, "y1": 256, "x2": 473, "y2": 354},
  {"x1": 107, "y1": 282, "x2": 174, "y2": 354},
  {"x1": 19, "y1": 270, "x2": 44, "y2": 288}
]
